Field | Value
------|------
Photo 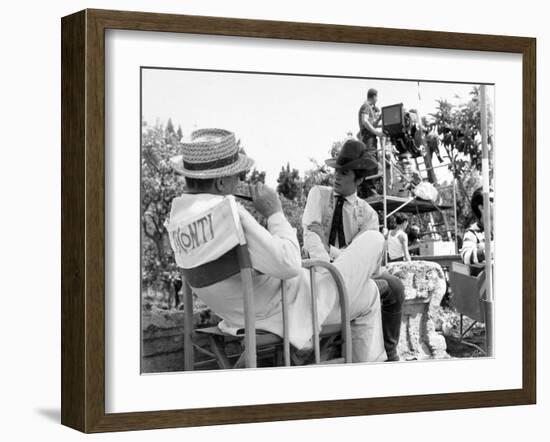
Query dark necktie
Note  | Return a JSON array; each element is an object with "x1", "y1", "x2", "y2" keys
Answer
[{"x1": 329, "y1": 196, "x2": 346, "y2": 248}]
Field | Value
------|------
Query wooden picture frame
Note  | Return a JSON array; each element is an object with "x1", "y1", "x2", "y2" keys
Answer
[{"x1": 61, "y1": 8, "x2": 536, "y2": 433}]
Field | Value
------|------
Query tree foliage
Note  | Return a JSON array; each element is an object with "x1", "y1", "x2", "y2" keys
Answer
[
  {"x1": 429, "y1": 87, "x2": 493, "y2": 185},
  {"x1": 244, "y1": 168, "x2": 266, "y2": 185},
  {"x1": 165, "y1": 118, "x2": 175, "y2": 136},
  {"x1": 280, "y1": 195, "x2": 305, "y2": 250},
  {"x1": 303, "y1": 159, "x2": 334, "y2": 198},
  {"x1": 276, "y1": 162, "x2": 303, "y2": 201},
  {"x1": 425, "y1": 87, "x2": 494, "y2": 230},
  {"x1": 141, "y1": 121, "x2": 185, "y2": 290},
  {"x1": 438, "y1": 166, "x2": 483, "y2": 232}
]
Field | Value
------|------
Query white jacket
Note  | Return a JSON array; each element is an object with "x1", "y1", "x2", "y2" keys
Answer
[{"x1": 167, "y1": 193, "x2": 337, "y2": 349}]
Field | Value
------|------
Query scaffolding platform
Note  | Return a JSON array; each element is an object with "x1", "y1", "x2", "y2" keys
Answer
[{"x1": 366, "y1": 195, "x2": 453, "y2": 214}]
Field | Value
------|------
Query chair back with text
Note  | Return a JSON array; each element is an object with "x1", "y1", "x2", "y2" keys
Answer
[{"x1": 165, "y1": 196, "x2": 258, "y2": 368}]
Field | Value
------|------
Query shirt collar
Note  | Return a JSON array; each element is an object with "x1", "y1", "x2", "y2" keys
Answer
[
  {"x1": 471, "y1": 222, "x2": 483, "y2": 232},
  {"x1": 334, "y1": 192, "x2": 357, "y2": 204}
]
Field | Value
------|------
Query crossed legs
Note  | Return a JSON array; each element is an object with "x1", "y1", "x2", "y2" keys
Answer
[{"x1": 321, "y1": 230, "x2": 387, "y2": 363}]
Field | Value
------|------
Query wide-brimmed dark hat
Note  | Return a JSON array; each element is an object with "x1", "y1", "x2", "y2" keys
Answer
[{"x1": 325, "y1": 139, "x2": 378, "y2": 171}]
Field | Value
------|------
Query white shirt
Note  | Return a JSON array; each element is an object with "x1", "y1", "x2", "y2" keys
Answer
[
  {"x1": 460, "y1": 222, "x2": 487, "y2": 265},
  {"x1": 168, "y1": 193, "x2": 334, "y2": 349},
  {"x1": 387, "y1": 229, "x2": 408, "y2": 260},
  {"x1": 302, "y1": 185, "x2": 379, "y2": 261}
]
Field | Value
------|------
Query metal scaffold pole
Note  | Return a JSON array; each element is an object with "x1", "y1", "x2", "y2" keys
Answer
[
  {"x1": 453, "y1": 180, "x2": 458, "y2": 254},
  {"x1": 382, "y1": 138, "x2": 388, "y2": 265},
  {"x1": 480, "y1": 85, "x2": 494, "y2": 357}
]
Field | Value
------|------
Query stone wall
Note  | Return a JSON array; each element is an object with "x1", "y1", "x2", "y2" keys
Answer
[{"x1": 141, "y1": 305, "x2": 220, "y2": 373}]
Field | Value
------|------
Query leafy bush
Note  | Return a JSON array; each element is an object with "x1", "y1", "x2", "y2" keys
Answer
[{"x1": 141, "y1": 122, "x2": 184, "y2": 291}]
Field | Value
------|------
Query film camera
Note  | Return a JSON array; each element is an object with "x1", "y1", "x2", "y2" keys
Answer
[{"x1": 381, "y1": 103, "x2": 424, "y2": 158}]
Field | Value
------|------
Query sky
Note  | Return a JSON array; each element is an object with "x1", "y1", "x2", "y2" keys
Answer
[{"x1": 142, "y1": 68, "x2": 493, "y2": 187}]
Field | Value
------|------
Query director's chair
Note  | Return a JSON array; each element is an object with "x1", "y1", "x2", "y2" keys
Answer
[
  {"x1": 165, "y1": 196, "x2": 352, "y2": 370},
  {"x1": 449, "y1": 261, "x2": 488, "y2": 354}
]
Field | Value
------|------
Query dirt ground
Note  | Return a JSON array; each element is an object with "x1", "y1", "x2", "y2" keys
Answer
[{"x1": 437, "y1": 306, "x2": 487, "y2": 358}]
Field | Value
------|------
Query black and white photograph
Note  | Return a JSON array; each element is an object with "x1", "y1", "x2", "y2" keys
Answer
[
  {"x1": 1, "y1": 0, "x2": 544, "y2": 438},
  {"x1": 140, "y1": 68, "x2": 495, "y2": 373},
  {"x1": 0, "y1": 0, "x2": 544, "y2": 437}
]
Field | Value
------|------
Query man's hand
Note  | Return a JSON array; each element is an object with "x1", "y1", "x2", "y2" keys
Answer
[
  {"x1": 307, "y1": 222, "x2": 330, "y2": 253},
  {"x1": 250, "y1": 182, "x2": 283, "y2": 219}
]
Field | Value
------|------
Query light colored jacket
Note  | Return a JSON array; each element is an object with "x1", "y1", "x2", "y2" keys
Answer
[{"x1": 302, "y1": 185, "x2": 379, "y2": 261}]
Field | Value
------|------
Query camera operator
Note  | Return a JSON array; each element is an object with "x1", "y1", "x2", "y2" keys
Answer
[
  {"x1": 358, "y1": 88, "x2": 384, "y2": 196},
  {"x1": 358, "y1": 88, "x2": 384, "y2": 157}
]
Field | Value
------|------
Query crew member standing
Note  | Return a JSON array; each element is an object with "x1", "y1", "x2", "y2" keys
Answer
[
  {"x1": 358, "y1": 88, "x2": 384, "y2": 196},
  {"x1": 461, "y1": 187, "x2": 493, "y2": 265},
  {"x1": 358, "y1": 88, "x2": 384, "y2": 157}
]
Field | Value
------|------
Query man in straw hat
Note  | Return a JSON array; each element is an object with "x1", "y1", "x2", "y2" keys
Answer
[
  {"x1": 302, "y1": 138, "x2": 405, "y2": 361},
  {"x1": 167, "y1": 128, "x2": 386, "y2": 362}
]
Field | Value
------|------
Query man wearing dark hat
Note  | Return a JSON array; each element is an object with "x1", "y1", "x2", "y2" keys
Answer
[
  {"x1": 302, "y1": 139, "x2": 405, "y2": 361},
  {"x1": 166, "y1": 128, "x2": 387, "y2": 363}
]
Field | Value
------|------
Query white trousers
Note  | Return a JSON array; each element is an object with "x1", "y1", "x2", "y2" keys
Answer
[{"x1": 320, "y1": 230, "x2": 387, "y2": 363}]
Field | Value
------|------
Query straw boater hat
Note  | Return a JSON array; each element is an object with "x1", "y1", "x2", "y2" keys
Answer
[
  {"x1": 170, "y1": 128, "x2": 254, "y2": 179},
  {"x1": 325, "y1": 139, "x2": 378, "y2": 171}
]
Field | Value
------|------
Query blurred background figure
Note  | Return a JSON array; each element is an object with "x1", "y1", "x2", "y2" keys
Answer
[
  {"x1": 407, "y1": 224, "x2": 421, "y2": 256},
  {"x1": 387, "y1": 213, "x2": 411, "y2": 263},
  {"x1": 460, "y1": 186, "x2": 493, "y2": 265}
]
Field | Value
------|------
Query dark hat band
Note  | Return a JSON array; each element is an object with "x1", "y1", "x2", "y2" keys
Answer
[
  {"x1": 337, "y1": 157, "x2": 355, "y2": 166},
  {"x1": 183, "y1": 152, "x2": 239, "y2": 171}
]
